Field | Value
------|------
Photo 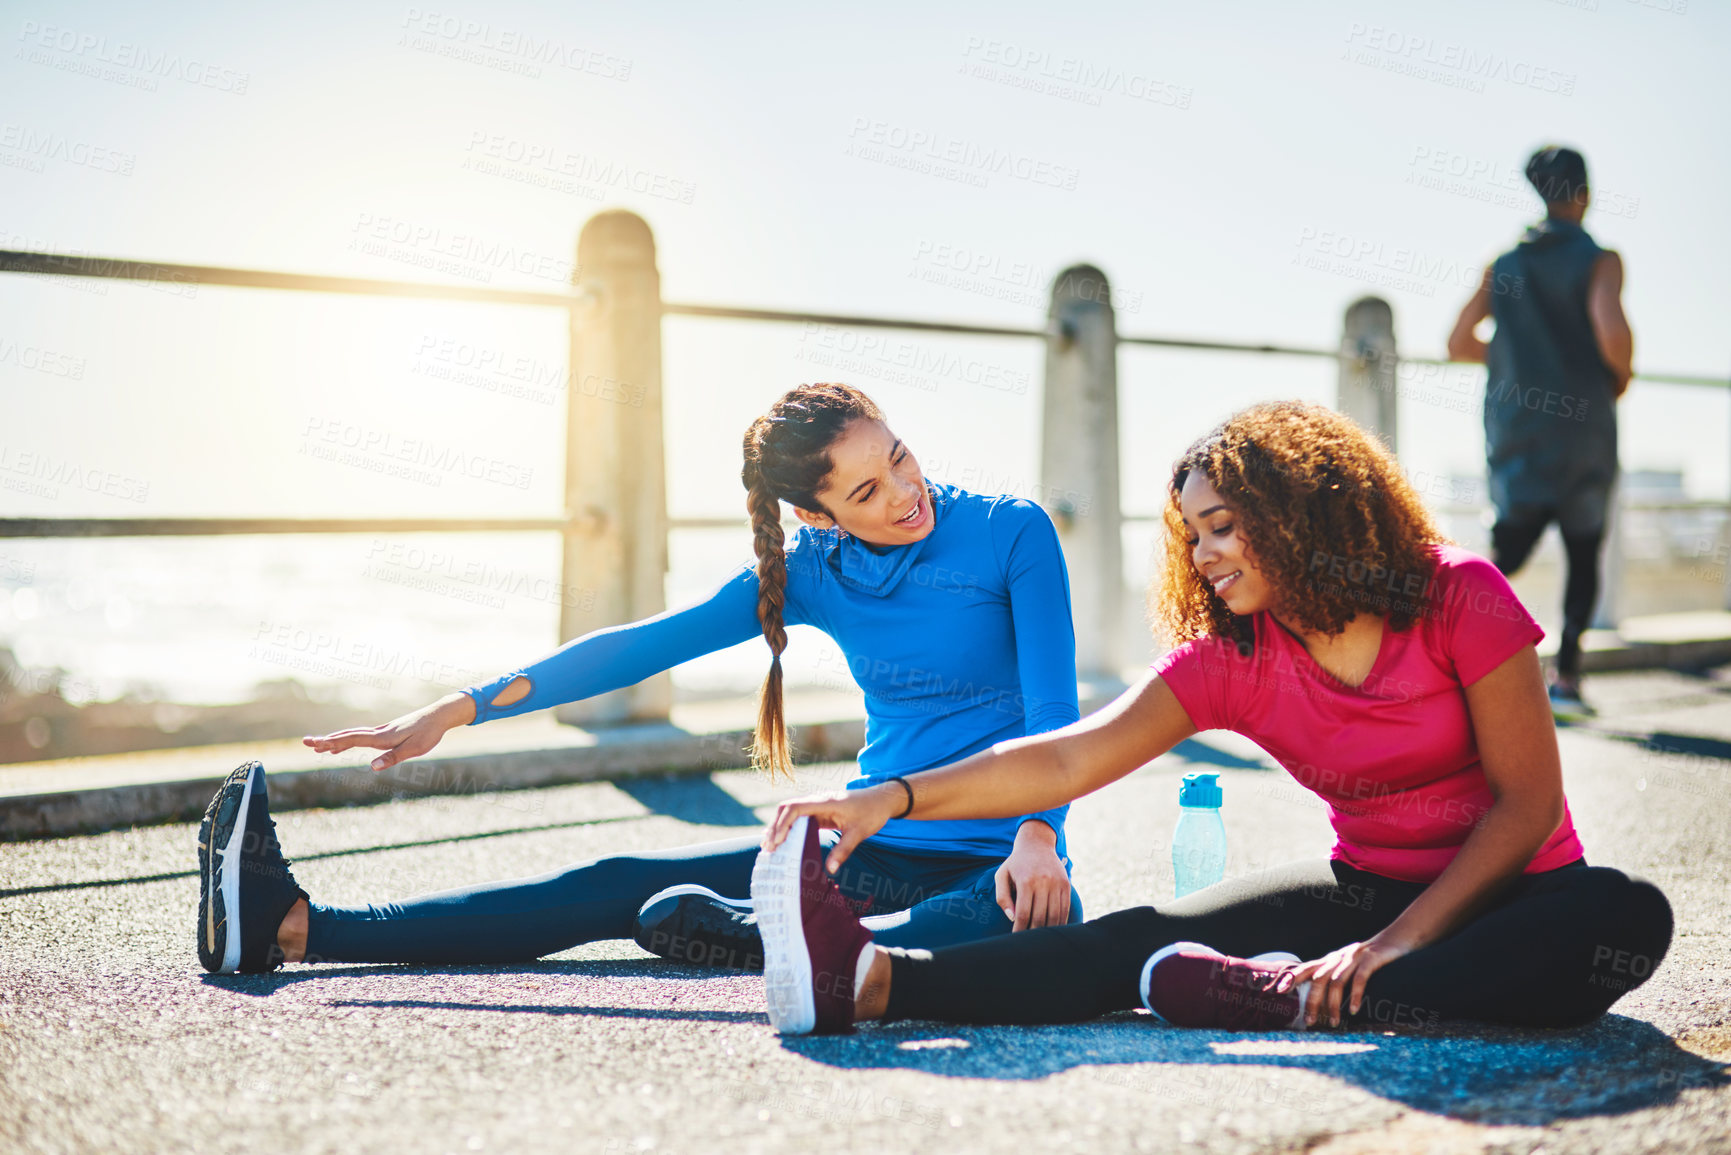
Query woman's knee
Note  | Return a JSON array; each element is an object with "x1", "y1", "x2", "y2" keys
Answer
[
  {"x1": 1628, "y1": 874, "x2": 1675, "y2": 952},
  {"x1": 1578, "y1": 868, "x2": 1675, "y2": 959},
  {"x1": 1561, "y1": 869, "x2": 1674, "y2": 1018},
  {"x1": 1597, "y1": 872, "x2": 1674, "y2": 975}
]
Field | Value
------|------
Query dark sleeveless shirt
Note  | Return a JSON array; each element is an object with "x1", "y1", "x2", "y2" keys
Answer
[{"x1": 1484, "y1": 218, "x2": 1618, "y2": 508}]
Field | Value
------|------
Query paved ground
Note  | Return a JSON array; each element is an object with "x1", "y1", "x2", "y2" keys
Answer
[{"x1": 3, "y1": 667, "x2": 1730, "y2": 1155}]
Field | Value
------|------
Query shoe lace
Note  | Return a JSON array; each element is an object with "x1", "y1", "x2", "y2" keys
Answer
[
  {"x1": 1216, "y1": 963, "x2": 1297, "y2": 1030},
  {"x1": 254, "y1": 811, "x2": 301, "y2": 884}
]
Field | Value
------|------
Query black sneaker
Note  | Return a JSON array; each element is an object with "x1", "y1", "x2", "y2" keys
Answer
[
  {"x1": 632, "y1": 884, "x2": 763, "y2": 971},
  {"x1": 197, "y1": 761, "x2": 308, "y2": 974}
]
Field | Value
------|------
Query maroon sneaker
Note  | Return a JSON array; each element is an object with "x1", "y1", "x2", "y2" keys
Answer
[
  {"x1": 752, "y1": 816, "x2": 876, "y2": 1035},
  {"x1": 1140, "y1": 941, "x2": 1309, "y2": 1030}
]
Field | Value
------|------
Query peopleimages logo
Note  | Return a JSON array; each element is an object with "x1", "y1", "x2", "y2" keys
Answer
[
  {"x1": 15, "y1": 20, "x2": 251, "y2": 93},
  {"x1": 0, "y1": 124, "x2": 135, "y2": 175},
  {"x1": 794, "y1": 324, "x2": 1031, "y2": 396},
  {"x1": 250, "y1": 619, "x2": 485, "y2": 690},
  {"x1": 957, "y1": 36, "x2": 1193, "y2": 111},
  {"x1": 349, "y1": 214, "x2": 575, "y2": 286},
  {"x1": 398, "y1": 9, "x2": 631, "y2": 80},
  {"x1": 1341, "y1": 22, "x2": 1577, "y2": 96},
  {"x1": 461, "y1": 132, "x2": 695, "y2": 204},
  {"x1": 845, "y1": 117, "x2": 1081, "y2": 191},
  {"x1": 1292, "y1": 226, "x2": 1523, "y2": 301},
  {"x1": 908, "y1": 240, "x2": 1146, "y2": 314},
  {"x1": 299, "y1": 417, "x2": 534, "y2": 491},
  {"x1": 1404, "y1": 145, "x2": 1641, "y2": 220},
  {"x1": 1486, "y1": 377, "x2": 1590, "y2": 422},
  {"x1": 0, "y1": 337, "x2": 86, "y2": 379},
  {"x1": 0, "y1": 445, "x2": 149, "y2": 502}
]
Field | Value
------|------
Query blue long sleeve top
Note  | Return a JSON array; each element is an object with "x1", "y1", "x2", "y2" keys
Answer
[{"x1": 460, "y1": 480, "x2": 1080, "y2": 862}]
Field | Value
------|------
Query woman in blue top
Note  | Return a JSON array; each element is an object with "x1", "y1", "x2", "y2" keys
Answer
[{"x1": 194, "y1": 383, "x2": 1085, "y2": 974}]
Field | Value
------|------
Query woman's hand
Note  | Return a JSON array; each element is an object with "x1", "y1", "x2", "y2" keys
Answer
[
  {"x1": 764, "y1": 783, "x2": 903, "y2": 873},
  {"x1": 1287, "y1": 935, "x2": 1414, "y2": 1028},
  {"x1": 301, "y1": 692, "x2": 474, "y2": 772},
  {"x1": 995, "y1": 821, "x2": 1071, "y2": 931}
]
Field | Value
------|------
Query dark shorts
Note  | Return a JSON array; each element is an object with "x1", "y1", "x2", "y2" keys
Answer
[{"x1": 1492, "y1": 477, "x2": 1614, "y2": 540}]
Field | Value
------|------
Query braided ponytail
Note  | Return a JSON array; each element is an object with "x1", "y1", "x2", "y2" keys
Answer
[
  {"x1": 739, "y1": 383, "x2": 885, "y2": 780},
  {"x1": 742, "y1": 449, "x2": 792, "y2": 779}
]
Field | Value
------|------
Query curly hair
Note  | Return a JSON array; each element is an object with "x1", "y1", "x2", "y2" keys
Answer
[
  {"x1": 1151, "y1": 401, "x2": 1449, "y2": 647},
  {"x1": 740, "y1": 383, "x2": 886, "y2": 779}
]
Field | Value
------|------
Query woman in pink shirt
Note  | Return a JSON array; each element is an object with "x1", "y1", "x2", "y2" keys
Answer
[{"x1": 751, "y1": 400, "x2": 1673, "y2": 1036}]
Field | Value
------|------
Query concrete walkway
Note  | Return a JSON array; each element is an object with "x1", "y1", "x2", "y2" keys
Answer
[{"x1": 1, "y1": 664, "x2": 1728, "y2": 1154}]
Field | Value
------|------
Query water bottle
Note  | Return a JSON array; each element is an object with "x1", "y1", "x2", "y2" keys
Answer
[{"x1": 1172, "y1": 771, "x2": 1226, "y2": 898}]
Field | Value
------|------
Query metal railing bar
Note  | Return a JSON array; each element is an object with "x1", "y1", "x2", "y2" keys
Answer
[
  {"x1": 1393, "y1": 352, "x2": 1727, "y2": 390},
  {"x1": 1118, "y1": 335, "x2": 1338, "y2": 358},
  {"x1": 663, "y1": 301, "x2": 1046, "y2": 339},
  {"x1": 1427, "y1": 500, "x2": 1731, "y2": 515},
  {"x1": 0, "y1": 250, "x2": 583, "y2": 309},
  {"x1": 9, "y1": 509, "x2": 1720, "y2": 535},
  {"x1": 1124, "y1": 499, "x2": 1731, "y2": 523},
  {"x1": 0, "y1": 516, "x2": 795, "y2": 539},
  {"x1": 4, "y1": 249, "x2": 1722, "y2": 388},
  {"x1": 0, "y1": 517, "x2": 572, "y2": 538}
]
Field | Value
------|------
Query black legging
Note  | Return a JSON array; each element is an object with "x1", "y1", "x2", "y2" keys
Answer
[
  {"x1": 1491, "y1": 510, "x2": 1605, "y2": 682},
  {"x1": 884, "y1": 858, "x2": 1672, "y2": 1030},
  {"x1": 304, "y1": 831, "x2": 1081, "y2": 965}
]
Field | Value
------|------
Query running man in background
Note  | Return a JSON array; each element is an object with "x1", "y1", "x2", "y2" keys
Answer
[{"x1": 1447, "y1": 144, "x2": 1635, "y2": 719}]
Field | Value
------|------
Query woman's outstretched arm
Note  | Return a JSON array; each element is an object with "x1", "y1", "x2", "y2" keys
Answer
[
  {"x1": 303, "y1": 562, "x2": 770, "y2": 770},
  {"x1": 457, "y1": 565, "x2": 767, "y2": 724},
  {"x1": 767, "y1": 670, "x2": 1198, "y2": 871}
]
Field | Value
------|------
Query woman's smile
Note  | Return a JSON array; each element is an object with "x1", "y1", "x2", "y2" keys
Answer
[{"x1": 892, "y1": 492, "x2": 929, "y2": 531}]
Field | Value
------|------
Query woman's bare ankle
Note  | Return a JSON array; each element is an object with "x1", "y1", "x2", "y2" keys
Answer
[
  {"x1": 277, "y1": 898, "x2": 309, "y2": 964},
  {"x1": 854, "y1": 946, "x2": 892, "y2": 1021}
]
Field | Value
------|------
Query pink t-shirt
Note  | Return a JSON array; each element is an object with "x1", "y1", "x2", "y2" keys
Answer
[{"x1": 1151, "y1": 544, "x2": 1584, "y2": 883}]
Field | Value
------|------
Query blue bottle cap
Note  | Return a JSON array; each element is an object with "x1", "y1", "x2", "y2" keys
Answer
[{"x1": 1178, "y1": 771, "x2": 1222, "y2": 808}]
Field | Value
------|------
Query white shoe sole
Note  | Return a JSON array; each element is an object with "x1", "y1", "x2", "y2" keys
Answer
[
  {"x1": 214, "y1": 765, "x2": 257, "y2": 974},
  {"x1": 640, "y1": 883, "x2": 753, "y2": 913},
  {"x1": 751, "y1": 816, "x2": 816, "y2": 1035},
  {"x1": 1139, "y1": 941, "x2": 1304, "y2": 1028}
]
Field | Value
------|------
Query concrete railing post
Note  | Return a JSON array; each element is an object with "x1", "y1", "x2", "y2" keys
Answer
[
  {"x1": 554, "y1": 211, "x2": 671, "y2": 726},
  {"x1": 1040, "y1": 265, "x2": 1123, "y2": 683},
  {"x1": 1723, "y1": 507, "x2": 1731, "y2": 614},
  {"x1": 1338, "y1": 297, "x2": 1398, "y2": 453},
  {"x1": 1592, "y1": 483, "x2": 1624, "y2": 630}
]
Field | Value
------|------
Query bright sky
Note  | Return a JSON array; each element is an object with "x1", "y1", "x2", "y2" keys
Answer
[{"x1": 5, "y1": 0, "x2": 1729, "y2": 529}]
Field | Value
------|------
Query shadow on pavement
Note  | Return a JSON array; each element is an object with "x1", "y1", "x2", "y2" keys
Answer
[
  {"x1": 1168, "y1": 738, "x2": 1270, "y2": 771},
  {"x1": 780, "y1": 1011, "x2": 1730, "y2": 1126},
  {"x1": 199, "y1": 957, "x2": 753, "y2": 994},
  {"x1": 0, "y1": 814, "x2": 653, "y2": 899},
  {"x1": 200, "y1": 962, "x2": 1730, "y2": 1125},
  {"x1": 615, "y1": 775, "x2": 763, "y2": 827},
  {"x1": 200, "y1": 958, "x2": 767, "y2": 1021},
  {"x1": 1622, "y1": 730, "x2": 1731, "y2": 762},
  {"x1": 5, "y1": 773, "x2": 768, "y2": 900},
  {"x1": 332, "y1": 999, "x2": 763, "y2": 1022}
]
